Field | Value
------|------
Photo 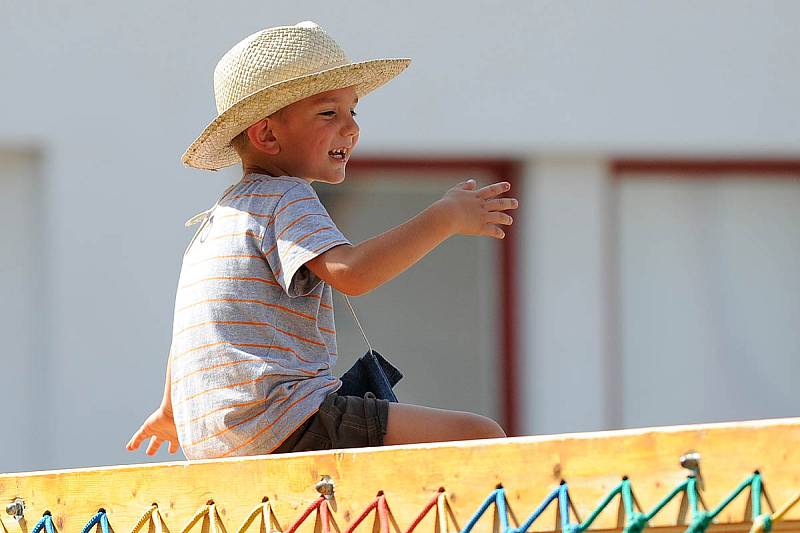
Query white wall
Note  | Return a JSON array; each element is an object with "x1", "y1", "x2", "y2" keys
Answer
[{"x1": 0, "y1": 1, "x2": 799, "y2": 471}]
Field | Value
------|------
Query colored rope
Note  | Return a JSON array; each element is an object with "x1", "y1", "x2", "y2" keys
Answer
[
  {"x1": 751, "y1": 490, "x2": 800, "y2": 533},
  {"x1": 512, "y1": 484, "x2": 563, "y2": 533},
  {"x1": 131, "y1": 504, "x2": 164, "y2": 533},
  {"x1": 286, "y1": 495, "x2": 327, "y2": 533},
  {"x1": 80, "y1": 510, "x2": 110, "y2": 533},
  {"x1": 181, "y1": 503, "x2": 220, "y2": 533},
  {"x1": 31, "y1": 513, "x2": 55, "y2": 533},
  {"x1": 461, "y1": 487, "x2": 503, "y2": 533},
  {"x1": 405, "y1": 489, "x2": 445, "y2": 533},
  {"x1": 238, "y1": 500, "x2": 280, "y2": 533},
  {"x1": 685, "y1": 473, "x2": 763, "y2": 533},
  {"x1": 437, "y1": 489, "x2": 450, "y2": 533},
  {"x1": 345, "y1": 493, "x2": 390, "y2": 533}
]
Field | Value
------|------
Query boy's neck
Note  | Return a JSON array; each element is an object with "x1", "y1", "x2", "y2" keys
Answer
[{"x1": 242, "y1": 163, "x2": 315, "y2": 184}]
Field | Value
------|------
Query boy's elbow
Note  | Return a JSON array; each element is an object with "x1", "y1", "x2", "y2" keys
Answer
[{"x1": 330, "y1": 269, "x2": 373, "y2": 296}]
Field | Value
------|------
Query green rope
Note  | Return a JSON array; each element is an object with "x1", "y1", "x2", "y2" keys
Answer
[
  {"x1": 621, "y1": 479, "x2": 648, "y2": 533},
  {"x1": 684, "y1": 473, "x2": 763, "y2": 533}
]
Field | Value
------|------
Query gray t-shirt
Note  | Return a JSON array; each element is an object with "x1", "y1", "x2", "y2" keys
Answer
[{"x1": 170, "y1": 174, "x2": 348, "y2": 459}]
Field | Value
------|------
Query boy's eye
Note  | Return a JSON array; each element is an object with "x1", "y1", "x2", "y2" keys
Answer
[{"x1": 318, "y1": 110, "x2": 358, "y2": 117}]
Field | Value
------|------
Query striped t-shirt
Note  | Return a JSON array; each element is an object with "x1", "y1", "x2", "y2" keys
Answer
[{"x1": 170, "y1": 174, "x2": 349, "y2": 459}]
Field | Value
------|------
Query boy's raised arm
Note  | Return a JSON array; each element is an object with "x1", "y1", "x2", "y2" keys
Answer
[{"x1": 306, "y1": 180, "x2": 518, "y2": 296}]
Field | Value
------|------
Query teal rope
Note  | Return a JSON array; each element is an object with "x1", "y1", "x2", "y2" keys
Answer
[
  {"x1": 646, "y1": 478, "x2": 691, "y2": 521},
  {"x1": 462, "y1": 473, "x2": 765, "y2": 533},
  {"x1": 621, "y1": 479, "x2": 648, "y2": 533},
  {"x1": 684, "y1": 473, "x2": 763, "y2": 533},
  {"x1": 32, "y1": 513, "x2": 55, "y2": 533}
]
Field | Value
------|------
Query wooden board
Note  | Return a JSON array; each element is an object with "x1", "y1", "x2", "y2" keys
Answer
[{"x1": 1, "y1": 418, "x2": 799, "y2": 533}]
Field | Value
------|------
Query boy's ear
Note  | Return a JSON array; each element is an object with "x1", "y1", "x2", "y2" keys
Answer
[{"x1": 246, "y1": 118, "x2": 281, "y2": 156}]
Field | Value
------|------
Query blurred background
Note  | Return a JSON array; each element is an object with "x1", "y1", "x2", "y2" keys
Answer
[{"x1": 1, "y1": 1, "x2": 798, "y2": 473}]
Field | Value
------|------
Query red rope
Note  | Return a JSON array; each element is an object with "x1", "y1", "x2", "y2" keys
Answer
[
  {"x1": 344, "y1": 493, "x2": 393, "y2": 533},
  {"x1": 377, "y1": 495, "x2": 389, "y2": 533},
  {"x1": 320, "y1": 497, "x2": 331, "y2": 533},
  {"x1": 286, "y1": 496, "x2": 325, "y2": 533},
  {"x1": 405, "y1": 490, "x2": 444, "y2": 533}
]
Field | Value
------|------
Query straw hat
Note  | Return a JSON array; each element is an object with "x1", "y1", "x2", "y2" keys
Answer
[{"x1": 182, "y1": 21, "x2": 411, "y2": 170}]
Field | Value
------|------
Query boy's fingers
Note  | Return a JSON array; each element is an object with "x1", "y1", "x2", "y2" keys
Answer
[
  {"x1": 485, "y1": 197, "x2": 519, "y2": 212},
  {"x1": 457, "y1": 179, "x2": 477, "y2": 190},
  {"x1": 485, "y1": 212, "x2": 513, "y2": 226},
  {"x1": 126, "y1": 429, "x2": 146, "y2": 451},
  {"x1": 145, "y1": 436, "x2": 162, "y2": 456},
  {"x1": 168, "y1": 440, "x2": 179, "y2": 454},
  {"x1": 483, "y1": 224, "x2": 506, "y2": 239},
  {"x1": 477, "y1": 181, "x2": 510, "y2": 199}
]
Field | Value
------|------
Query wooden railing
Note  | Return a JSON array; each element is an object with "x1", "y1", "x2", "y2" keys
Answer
[{"x1": 1, "y1": 418, "x2": 799, "y2": 533}]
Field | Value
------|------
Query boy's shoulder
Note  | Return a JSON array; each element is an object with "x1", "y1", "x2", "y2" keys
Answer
[{"x1": 223, "y1": 174, "x2": 318, "y2": 207}]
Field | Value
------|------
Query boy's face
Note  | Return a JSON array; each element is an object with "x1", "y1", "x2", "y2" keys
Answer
[{"x1": 269, "y1": 86, "x2": 360, "y2": 184}]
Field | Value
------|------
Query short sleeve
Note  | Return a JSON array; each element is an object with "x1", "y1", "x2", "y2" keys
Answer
[{"x1": 263, "y1": 183, "x2": 350, "y2": 297}]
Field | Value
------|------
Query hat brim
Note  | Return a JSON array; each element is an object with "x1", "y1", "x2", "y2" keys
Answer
[{"x1": 181, "y1": 58, "x2": 411, "y2": 171}]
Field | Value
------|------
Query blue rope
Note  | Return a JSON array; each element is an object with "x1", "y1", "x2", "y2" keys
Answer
[
  {"x1": 560, "y1": 483, "x2": 574, "y2": 532},
  {"x1": 461, "y1": 488, "x2": 503, "y2": 533},
  {"x1": 512, "y1": 485, "x2": 563, "y2": 533},
  {"x1": 32, "y1": 514, "x2": 55, "y2": 533},
  {"x1": 496, "y1": 488, "x2": 510, "y2": 533},
  {"x1": 80, "y1": 510, "x2": 110, "y2": 533}
]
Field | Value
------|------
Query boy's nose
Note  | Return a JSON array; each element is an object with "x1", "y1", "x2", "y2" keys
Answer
[{"x1": 341, "y1": 115, "x2": 359, "y2": 137}]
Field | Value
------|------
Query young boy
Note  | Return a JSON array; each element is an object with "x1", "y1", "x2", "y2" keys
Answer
[{"x1": 127, "y1": 21, "x2": 517, "y2": 459}]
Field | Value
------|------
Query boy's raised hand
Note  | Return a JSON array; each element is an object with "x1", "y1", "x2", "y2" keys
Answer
[
  {"x1": 438, "y1": 179, "x2": 518, "y2": 239},
  {"x1": 126, "y1": 405, "x2": 180, "y2": 456}
]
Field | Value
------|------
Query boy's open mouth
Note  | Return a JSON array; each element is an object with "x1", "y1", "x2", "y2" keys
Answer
[{"x1": 328, "y1": 147, "x2": 349, "y2": 162}]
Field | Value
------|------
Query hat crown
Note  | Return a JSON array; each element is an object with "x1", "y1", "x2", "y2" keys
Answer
[{"x1": 213, "y1": 22, "x2": 350, "y2": 114}]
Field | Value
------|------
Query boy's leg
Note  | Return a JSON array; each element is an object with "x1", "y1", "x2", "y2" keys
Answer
[{"x1": 383, "y1": 403, "x2": 506, "y2": 446}]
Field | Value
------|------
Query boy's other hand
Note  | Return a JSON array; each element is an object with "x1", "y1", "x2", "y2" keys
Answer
[
  {"x1": 126, "y1": 405, "x2": 180, "y2": 456},
  {"x1": 437, "y1": 179, "x2": 518, "y2": 239}
]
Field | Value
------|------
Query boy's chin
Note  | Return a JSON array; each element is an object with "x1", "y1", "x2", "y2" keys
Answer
[{"x1": 318, "y1": 172, "x2": 346, "y2": 185}]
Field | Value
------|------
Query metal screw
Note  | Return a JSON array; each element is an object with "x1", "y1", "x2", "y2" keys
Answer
[
  {"x1": 680, "y1": 451, "x2": 700, "y2": 472},
  {"x1": 680, "y1": 451, "x2": 704, "y2": 490},
  {"x1": 315, "y1": 475, "x2": 335, "y2": 500},
  {"x1": 5, "y1": 498, "x2": 25, "y2": 522}
]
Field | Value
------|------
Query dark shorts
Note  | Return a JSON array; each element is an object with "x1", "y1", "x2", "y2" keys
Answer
[{"x1": 272, "y1": 392, "x2": 390, "y2": 453}]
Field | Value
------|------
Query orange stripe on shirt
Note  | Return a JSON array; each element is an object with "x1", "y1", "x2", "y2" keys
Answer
[
  {"x1": 268, "y1": 197, "x2": 317, "y2": 227},
  {"x1": 171, "y1": 357, "x2": 316, "y2": 386},
  {"x1": 230, "y1": 193, "x2": 283, "y2": 200},
  {"x1": 263, "y1": 213, "x2": 329, "y2": 256},
  {"x1": 211, "y1": 380, "x2": 339, "y2": 456},
  {"x1": 185, "y1": 407, "x2": 270, "y2": 447},
  {"x1": 176, "y1": 399, "x2": 266, "y2": 429},
  {"x1": 173, "y1": 373, "x2": 271, "y2": 408},
  {"x1": 310, "y1": 239, "x2": 348, "y2": 255},
  {"x1": 173, "y1": 320, "x2": 327, "y2": 348},
  {"x1": 176, "y1": 298, "x2": 318, "y2": 321},
  {"x1": 206, "y1": 230, "x2": 261, "y2": 242},
  {"x1": 285, "y1": 227, "x2": 333, "y2": 255},
  {"x1": 178, "y1": 276, "x2": 280, "y2": 291},
  {"x1": 172, "y1": 340, "x2": 297, "y2": 362}
]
